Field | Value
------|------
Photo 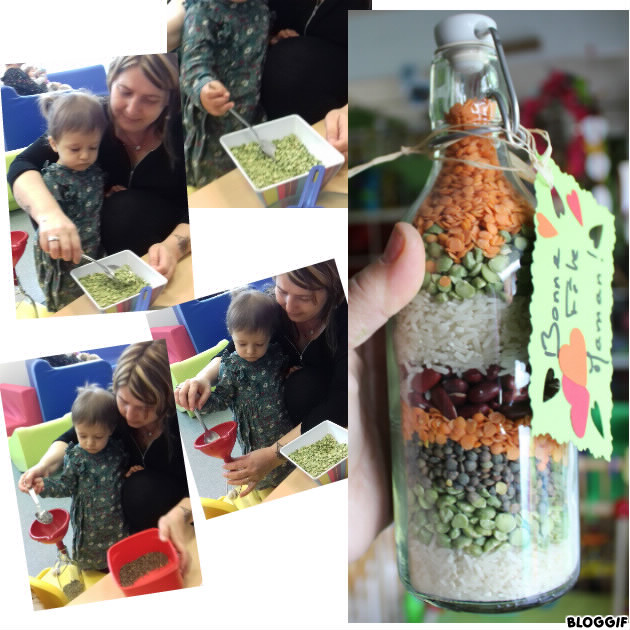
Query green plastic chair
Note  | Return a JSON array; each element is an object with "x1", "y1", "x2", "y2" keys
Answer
[
  {"x1": 170, "y1": 339, "x2": 229, "y2": 416},
  {"x1": 5, "y1": 148, "x2": 23, "y2": 210},
  {"x1": 8, "y1": 412, "x2": 72, "y2": 472}
]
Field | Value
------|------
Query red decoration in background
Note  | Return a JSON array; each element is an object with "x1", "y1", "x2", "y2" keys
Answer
[{"x1": 521, "y1": 71, "x2": 598, "y2": 182}]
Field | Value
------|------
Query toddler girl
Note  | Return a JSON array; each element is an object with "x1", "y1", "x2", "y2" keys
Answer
[
  {"x1": 36, "y1": 90, "x2": 108, "y2": 311},
  {"x1": 30, "y1": 385, "x2": 132, "y2": 571},
  {"x1": 179, "y1": 0, "x2": 270, "y2": 187},
  {"x1": 198, "y1": 288, "x2": 295, "y2": 493}
]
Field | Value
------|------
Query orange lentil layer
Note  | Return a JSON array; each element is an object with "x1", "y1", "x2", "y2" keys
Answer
[
  {"x1": 401, "y1": 398, "x2": 564, "y2": 471},
  {"x1": 413, "y1": 99, "x2": 534, "y2": 263}
]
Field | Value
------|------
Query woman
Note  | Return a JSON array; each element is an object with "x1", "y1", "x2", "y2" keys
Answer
[
  {"x1": 18, "y1": 341, "x2": 194, "y2": 573},
  {"x1": 175, "y1": 260, "x2": 347, "y2": 495},
  {"x1": 7, "y1": 54, "x2": 190, "y2": 281},
  {"x1": 262, "y1": 0, "x2": 369, "y2": 124}
]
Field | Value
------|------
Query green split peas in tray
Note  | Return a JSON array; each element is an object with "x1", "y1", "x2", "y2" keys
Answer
[
  {"x1": 289, "y1": 434, "x2": 348, "y2": 478},
  {"x1": 78, "y1": 264, "x2": 149, "y2": 308},
  {"x1": 230, "y1": 134, "x2": 321, "y2": 189}
]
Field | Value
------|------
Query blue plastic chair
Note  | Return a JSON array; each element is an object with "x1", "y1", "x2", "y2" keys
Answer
[
  {"x1": 78, "y1": 344, "x2": 129, "y2": 371},
  {"x1": 26, "y1": 358, "x2": 113, "y2": 422},
  {"x1": 2, "y1": 65, "x2": 108, "y2": 151},
  {"x1": 173, "y1": 278, "x2": 274, "y2": 353}
]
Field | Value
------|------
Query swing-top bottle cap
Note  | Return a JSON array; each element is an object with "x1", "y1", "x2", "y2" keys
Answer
[
  {"x1": 434, "y1": 13, "x2": 497, "y2": 49},
  {"x1": 434, "y1": 14, "x2": 498, "y2": 75}
]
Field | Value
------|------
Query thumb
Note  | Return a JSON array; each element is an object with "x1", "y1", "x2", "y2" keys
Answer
[
  {"x1": 147, "y1": 244, "x2": 161, "y2": 269},
  {"x1": 349, "y1": 222, "x2": 425, "y2": 351},
  {"x1": 238, "y1": 481, "x2": 257, "y2": 498}
]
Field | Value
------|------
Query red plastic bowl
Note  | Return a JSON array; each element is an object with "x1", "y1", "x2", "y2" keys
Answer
[
  {"x1": 29, "y1": 508, "x2": 70, "y2": 544},
  {"x1": 193, "y1": 420, "x2": 237, "y2": 461},
  {"x1": 107, "y1": 528, "x2": 182, "y2": 597}
]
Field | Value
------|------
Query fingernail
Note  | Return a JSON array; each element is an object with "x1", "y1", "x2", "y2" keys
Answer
[{"x1": 382, "y1": 224, "x2": 405, "y2": 264}]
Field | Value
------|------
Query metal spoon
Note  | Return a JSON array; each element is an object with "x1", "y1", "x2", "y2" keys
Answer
[
  {"x1": 228, "y1": 108, "x2": 276, "y2": 159},
  {"x1": 81, "y1": 254, "x2": 118, "y2": 282},
  {"x1": 193, "y1": 409, "x2": 220, "y2": 444},
  {"x1": 28, "y1": 488, "x2": 53, "y2": 525}
]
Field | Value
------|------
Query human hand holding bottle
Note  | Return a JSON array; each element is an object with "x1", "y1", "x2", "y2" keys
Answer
[{"x1": 348, "y1": 222, "x2": 425, "y2": 563}]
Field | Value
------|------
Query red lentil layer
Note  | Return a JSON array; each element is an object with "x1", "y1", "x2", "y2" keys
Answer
[
  {"x1": 413, "y1": 99, "x2": 534, "y2": 264},
  {"x1": 401, "y1": 398, "x2": 565, "y2": 471}
]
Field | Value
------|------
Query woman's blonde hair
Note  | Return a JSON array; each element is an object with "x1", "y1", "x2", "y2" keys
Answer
[
  {"x1": 112, "y1": 340, "x2": 174, "y2": 426},
  {"x1": 39, "y1": 89, "x2": 108, "y2": 142},
  {"x1": 107, "y1": 54, "x2": 181, "y2": 164},
  {"x1": 275, "y1": 260, "x2": 345, "y2": 352}
]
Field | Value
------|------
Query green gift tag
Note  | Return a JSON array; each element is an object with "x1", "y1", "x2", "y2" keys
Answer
[{"x1": 529, "y1": 158, "x2": 615, "y2": 460}]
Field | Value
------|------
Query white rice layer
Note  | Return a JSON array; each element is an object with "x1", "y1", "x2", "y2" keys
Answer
[
  {"x1": 394, "y1": 292, "x2": 532, "y2": 374},
  {"x1": 407, "y1": 536, "x2": 578, "y2": 603}
]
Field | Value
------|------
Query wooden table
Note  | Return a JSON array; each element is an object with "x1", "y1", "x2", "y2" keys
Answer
[
  {"x1": 53, "y1": 254, "x2": 193, "y2": 317},
  {"x1": 263, "y1": 468, "x2": 318, "y2": 502},
  {"x1": 67, "y1": 525, "x2": 201, "y2": 605},
  {"x1": 188, "y1": 120, "x2": 348, "y2": 209}
]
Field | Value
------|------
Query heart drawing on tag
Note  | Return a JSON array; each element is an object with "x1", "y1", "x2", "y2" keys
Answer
[
  {"x1": 562, "y1": 375, "x2": 590, "y2": 438},
  {"x1": 558, "y1": 328, "x2": 587, "y2": 387},
  {"x1": 589, "y1": 225, "x2": 603, "y2": 249},
  {"x1": 536, "y1": 212, "x2": 558, "y2": 239},
  {"x1": 566, "y1": 190, "x2": 583, "y2": 226},
  {"x1": 542, "y1": 368, "x2": 560, "y2": 402},
  {"x1": 590, "y1": 401, "x2": 605, "y2": 438}
]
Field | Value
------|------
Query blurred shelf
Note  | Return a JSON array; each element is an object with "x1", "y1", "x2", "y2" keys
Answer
[
  {"x1": 612, "y1": 353, "x2": 629, "y2": 370},
  {"x1": 349, "y1": 208, "x2": 406, "y2": 224}
]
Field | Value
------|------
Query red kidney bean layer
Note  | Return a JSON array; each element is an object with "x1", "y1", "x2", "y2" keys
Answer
[{"x1": 407, "y1": 365, "x2": 531, "y2": 421}]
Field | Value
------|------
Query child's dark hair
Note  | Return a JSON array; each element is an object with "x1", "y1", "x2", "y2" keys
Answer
[
  {"x1": 226, "y1": 288, "x2": 279, "y2": 338},
  {"x1": 71, "y1": 384, "x2": 119, "y2": 433},
  {"x1": 39, "y1": 89, "x2": 108, "y2": 142}
]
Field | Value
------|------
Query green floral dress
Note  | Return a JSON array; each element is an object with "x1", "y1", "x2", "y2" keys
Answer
[
  {"x1": 180, "y1": 0, "x2": 270, "y2": 187},
  {"x1": 39, "y1": 439, "x2": 129, "y2": 571},
  {"x1": 35, "y1": 162, "x2": 104, "y2": 312},
  {"x1": 200, "y1": 343, "x2": 295, "y2": 489}
]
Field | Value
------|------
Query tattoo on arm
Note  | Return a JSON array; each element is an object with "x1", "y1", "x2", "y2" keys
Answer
[{"x1": 174, "y1": 233, "x2": 190, "y2": 256}]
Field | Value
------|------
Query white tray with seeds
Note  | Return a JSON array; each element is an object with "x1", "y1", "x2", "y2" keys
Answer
[
  {"x1": 280, "y1": 420, "x2": 348, "y2": 485},
  {"x1": 220, "y1": 114, "x2": 344, "y2": 207},
  {"x1": 70, "y1": 249, "x2": 167, "y2": 313}
]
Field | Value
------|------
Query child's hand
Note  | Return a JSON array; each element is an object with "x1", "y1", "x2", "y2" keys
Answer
[
  {"x1": 200, "y1": 80, "x2": 234, "y2": 116},
  {"x1": 105, "y1": 185, "x2": 127, "y2": 198},
  {"x1": 270, "y1": 29, "x2": 299, "y2": 45},
  {"x1": 125, "y1": 465, "x2": 144, "y2": 478},
  {"x1": 30, "y1": 477, "x2": 45, "y2": 493}
]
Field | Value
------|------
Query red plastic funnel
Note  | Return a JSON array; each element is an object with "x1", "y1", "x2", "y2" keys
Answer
[
  {"x1": 11, "y1": 231, "x2": 28, "y2": 285},
  {"x1": 11, "y1": 231, "x2": 28, "y2": 267},
  {"x1": 194, "y1": 420, "x2": 237, "y2": 462},
  {"x1": 29, "y1": 508, "x2": 70, "y2": 545}
]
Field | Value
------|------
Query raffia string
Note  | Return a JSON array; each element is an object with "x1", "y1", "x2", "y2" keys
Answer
[{"x1": 347, "y1": 124, "x2": 554, "y2": 188}]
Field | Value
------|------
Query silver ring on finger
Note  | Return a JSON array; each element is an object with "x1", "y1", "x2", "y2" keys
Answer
[{"x1": 48, "y1": 235, "x2": 61, "y2": 242}]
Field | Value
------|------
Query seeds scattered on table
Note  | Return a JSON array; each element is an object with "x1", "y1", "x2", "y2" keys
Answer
[
  {"x1": 231, "y1": 133, "x2": 321, "y2": 189},
  {"x1": 289, "y1": 434, "x2": 348, "y2": 478},
  {"x1": 119, "y1": 551, "x2": 169, "y2": 587},
  {"x1": 79, "y1": 264, "x2": 149, "y2": 308}
]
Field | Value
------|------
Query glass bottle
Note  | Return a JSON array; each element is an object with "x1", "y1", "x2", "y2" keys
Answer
[
  {"x1": 387, "y1": 13, "x2": 580, "y2": 612},
  {"x1": 53, "y1": 545, "x2": 85, "y2": 602}
]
